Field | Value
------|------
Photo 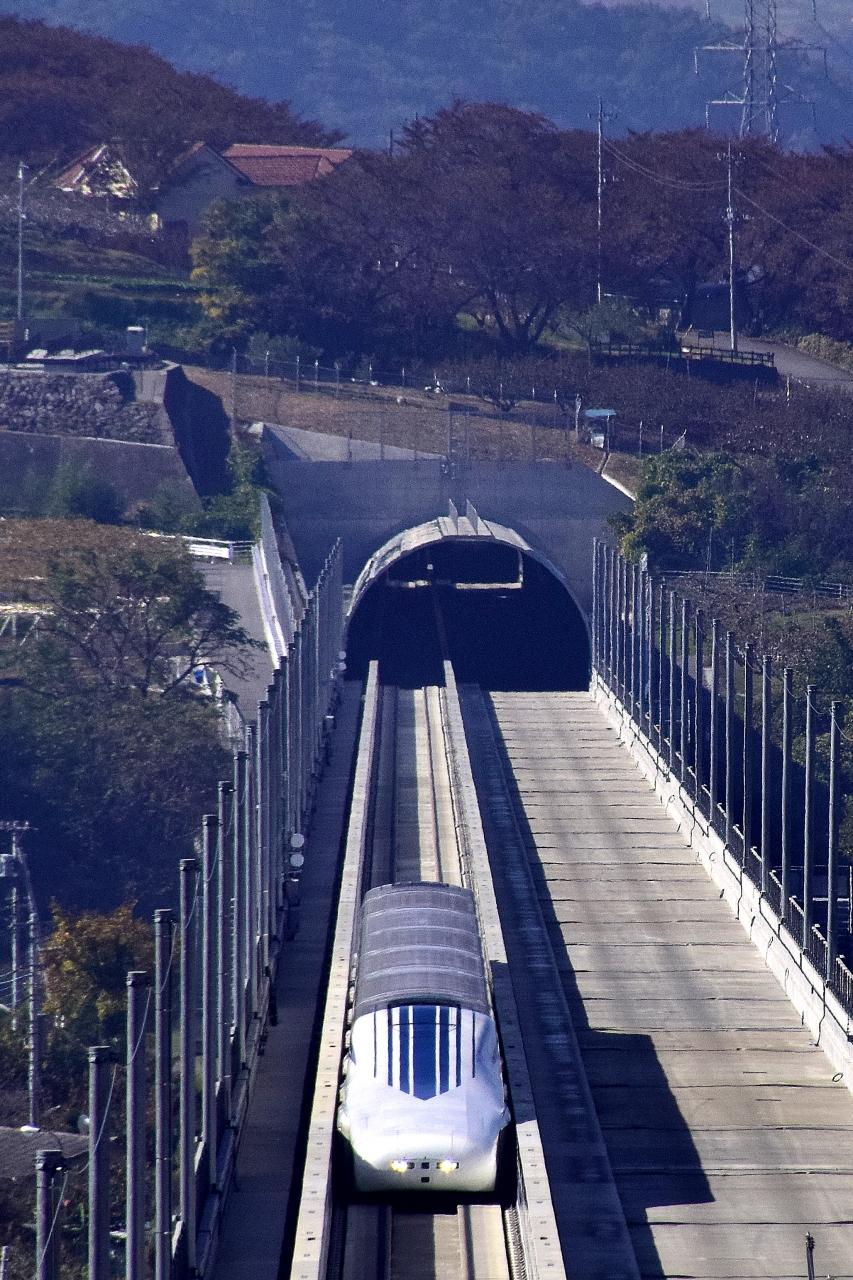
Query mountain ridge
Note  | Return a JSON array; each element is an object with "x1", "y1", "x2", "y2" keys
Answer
[{"x1": 5, "y1": 0, "x2": 851, "y2": 147}]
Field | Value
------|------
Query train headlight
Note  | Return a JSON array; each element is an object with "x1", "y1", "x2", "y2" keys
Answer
[
  {"x1": 389, "y1": 1159, "x2": 414, "y2": 1174},
  {"x1": 437, "y1": 1160, "x2": 459, "y2": 1174}
]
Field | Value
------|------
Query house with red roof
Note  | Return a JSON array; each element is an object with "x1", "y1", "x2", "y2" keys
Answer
[{"x1": 152, "y1": 142, "x2": 352, "y2": 237}]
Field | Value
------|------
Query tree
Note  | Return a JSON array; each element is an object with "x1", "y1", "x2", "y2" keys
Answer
[
  {"x1": 15, "y1": 528, "x2": 257, "y2": 699},
  {"x1": 194, "y1": 103, "x2": 598, "y2": 358},
  {"x1": 613, "y1": 449, "x2": 754, "y2": 571},
  {"x1": 42, "y1": 904, "x2": 153, "y2": 1063}
]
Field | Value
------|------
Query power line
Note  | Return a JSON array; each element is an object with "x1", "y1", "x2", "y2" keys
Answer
[{"x1": 601, "y1": 135, "x2": 853, "y2": 277}]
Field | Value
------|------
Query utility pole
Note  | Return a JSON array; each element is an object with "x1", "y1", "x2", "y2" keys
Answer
[
  {"x1": 0, "y1": 822, "x2": 40, "y2": 1125},
  {"x1": 595, "y1": 99, "x2": 607, "y2": 305},
  {"x1": 726, "y1": 142, "x2": 738, "y2": 354},
  {"x1": 16, "y1": 162, "x2": 27, "y2": 323}
]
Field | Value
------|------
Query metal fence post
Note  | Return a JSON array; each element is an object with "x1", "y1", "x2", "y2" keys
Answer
[
  {"x1": 28, "y1": 908, "x2": 41, "y2": 1128},
  {"x1": 694, "y1": 609, "x2": 704, "y2": 806},
  {"x1": 154, "y1": 909, "x2": 173, "y2": 1280},
  {"x1": 10, "y1": 877, "x2": 22, "y2": 1030},
  {"x1": 217, "y1": 783, "x2": 233, "y2": 1130},
  {"x1": 679, "y1": 596, "x2": 689, "y2": 784},
  {"x1": 709, "y1": 618, "x2": 720, "y2": 823},
  {"x1": 126, "y1": 971, "x2": 148, "y2": 1280},
  {"x1": 244, "y1": 724, "x2": 257, "y2": 1015},
  {"x1": 87, "y1": 1046, "x2": 111, "y2": 1280},
  {"x1": 827, "y1": 702, "x2": 842, "y2": 973},
  {"x1": 742, "y1": 644, "x2": 754, "y2": 867},
  {"x1": 35, "y1": 1149, "x2": 63, "y2": 1280},
  {"x1": 610, "y1": 547, "x2": 619, "y2": 691},
  {"x1": 667, "y1": 592, "x2": 677, "y2": 770},
  {"x1": 781, "y1": 667, "x2": 793, "y2": 918},
  {"x1": 618, "y1": 557, "x2": 627, "y2": 702},
  {"x1": 179, "y1": 857, "x2": 199, "y2": 1276},
  {"x1": 724, "y1": 631, "x2": 735, "y2": 852},
  {"x1": 605, "y1": 547, "x2": 614, "y2": 686},
  {"x1": 803, "y1": 685, "x2": 815, "y2": 939},
  {"x1": 201, "y1": 813, "x2": 218, "y2": 1192},
  {"x1": 656, "y1": 581, "x2": 665, "y2": 752},
  {"x1": 257, "y1": 701, "x2": 270, "y2": 975},
  {"x1": 592, "y1": 541, "x2": 599, "y2": 672},
  {"x1": 625, "y1": 563, "x2": 630, "y2": 721},
  {"x1": 233, "y1": 751, "x2": 247, "y2": 1067},
  {"x1": 760, "y1": 655, "x2": 772, "y2": 895},
  {"x1": 637, "y1": 568, "x2": 647, "y2": 731},
  {"x1": 270, "y1": 670, "x2": 283, "y2": 919}
]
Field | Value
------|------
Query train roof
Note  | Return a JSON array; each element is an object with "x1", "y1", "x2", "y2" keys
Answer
[{"x1": 353, "y1": 882, "x2": 490, "y2": 1018}]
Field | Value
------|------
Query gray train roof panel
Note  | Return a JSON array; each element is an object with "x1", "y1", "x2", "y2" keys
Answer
[{"x1": 354, "y1": 882, "x2": 490, "y2": 1017}]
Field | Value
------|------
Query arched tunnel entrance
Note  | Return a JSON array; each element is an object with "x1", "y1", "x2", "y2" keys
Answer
[{"x1": 345, "y1": 534, "x2": 590, "y2": 690}]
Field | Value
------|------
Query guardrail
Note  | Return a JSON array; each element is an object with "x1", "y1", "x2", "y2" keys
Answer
[
  {"x1": 680, "y1": 344, "x2": 775, "y2": 367},
  {"x1": 671, "y1": 568, "x2": 851, "y2": 604}
]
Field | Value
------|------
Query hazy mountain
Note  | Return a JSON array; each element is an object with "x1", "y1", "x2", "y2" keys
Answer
[{"x1": 5, "y1": 0, "x2": 852, "y2": 146}]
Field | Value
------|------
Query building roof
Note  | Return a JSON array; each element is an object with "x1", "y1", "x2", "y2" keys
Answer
[
  {"x1": 52, "y1": 144, "x2": 137, "y2": 199},
  {"x1": 222, "y1": 144, "x2": 352, "y2": 188},
  {"x1": 0, "y1": 1127, "x2": 88, "y2": 1182}
]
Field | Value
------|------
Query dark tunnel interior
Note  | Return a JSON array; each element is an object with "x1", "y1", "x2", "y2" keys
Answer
[{"x1": 345, "y1": 541, "x2": 590, "y2": 690}]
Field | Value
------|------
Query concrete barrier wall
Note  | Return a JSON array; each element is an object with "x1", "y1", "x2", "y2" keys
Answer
[
  {"x1": 262, "y1": 434, "x2": 631, "y2": 617},
  {"x1": 0, "y1": 362, "x2": 233, "y2": 514}
]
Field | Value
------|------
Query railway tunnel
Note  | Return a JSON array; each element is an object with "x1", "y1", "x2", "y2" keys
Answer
[{"x1": 344, "y1": 507, "x2": 590, "y2": 690}]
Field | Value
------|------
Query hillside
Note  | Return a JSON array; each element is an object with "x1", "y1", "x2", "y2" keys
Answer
[
  {"x1": 0, "y1": 16, "x2": 337, "y2": 186},
  {"x1": 6, "y1": 0, "x2": 852, "y2": 146}
]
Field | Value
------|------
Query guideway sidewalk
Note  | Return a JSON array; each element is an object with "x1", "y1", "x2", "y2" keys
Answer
[{"x1": 212, "y1": 684, "x2": 361, "y2": 1280}]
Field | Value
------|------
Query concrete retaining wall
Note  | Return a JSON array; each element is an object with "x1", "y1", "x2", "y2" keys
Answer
[
  {"x1": 0, "y1": 431, "x2": 199, "y2": 514},
  {"x1": 0, "y1": 362, "x2": 232, "y2": 515}
]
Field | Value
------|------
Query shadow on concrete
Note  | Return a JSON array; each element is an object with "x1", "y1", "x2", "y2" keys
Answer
[{"x1": 481, "y1": 702, "x2": 714, "y2": 1279}]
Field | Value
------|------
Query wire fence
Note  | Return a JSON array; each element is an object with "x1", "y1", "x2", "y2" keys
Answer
[
  {"x1": 593, "y1": 541, "x2": 853, "y2": 1018},
  {"x1": 0, "y1": 498, "x2": 345, "y2": 1280}
]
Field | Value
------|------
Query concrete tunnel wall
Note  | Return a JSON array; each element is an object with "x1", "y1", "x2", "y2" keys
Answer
[{"x1": 261, "y1": 443, "x2": 632, "y2": 620}]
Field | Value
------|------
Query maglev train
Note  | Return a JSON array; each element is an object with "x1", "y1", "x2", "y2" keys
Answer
[{"x1": 336, "y1": 881, "x2": 510, "y2": 1193}]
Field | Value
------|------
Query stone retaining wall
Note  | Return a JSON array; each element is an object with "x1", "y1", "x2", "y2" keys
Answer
[
  {"x1": 0, "y1": 363, "x2": 229, "y2": 514},
  {"x1": 0, "y1": 369, "x2": 167, "y2": 443}
]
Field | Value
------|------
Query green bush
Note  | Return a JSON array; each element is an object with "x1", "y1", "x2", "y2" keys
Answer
[{"x1": 45, "y1": 463, "x2": 124, "y2": 524}]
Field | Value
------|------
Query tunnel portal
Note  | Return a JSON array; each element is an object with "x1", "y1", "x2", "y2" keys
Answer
[{"x1": 345, "y1": 530, "x2": 591, "y2": 691}]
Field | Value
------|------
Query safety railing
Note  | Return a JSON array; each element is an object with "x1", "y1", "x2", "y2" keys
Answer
[
  {"x1": 8, "y1": 516, "x2": 345, "y2": 1280},
  {"x1": 592, "y1": 540, "x2": 852, "y2": 1017}
]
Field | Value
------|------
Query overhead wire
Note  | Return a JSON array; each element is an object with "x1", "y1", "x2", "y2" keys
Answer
[{"x1": 601, "y1": 134, "x2": 853, "y2": 275}]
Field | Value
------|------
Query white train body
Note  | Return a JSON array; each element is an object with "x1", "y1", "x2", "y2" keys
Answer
[{"x1": 336, "y1": 882, "x2": 509, "y2": 1193}]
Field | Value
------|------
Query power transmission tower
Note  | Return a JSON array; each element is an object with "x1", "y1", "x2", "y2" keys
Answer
[{"x1": 696, "y1": 0, "x2": 827, "y2": 142}]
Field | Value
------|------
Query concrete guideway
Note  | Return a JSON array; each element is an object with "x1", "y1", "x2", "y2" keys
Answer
[{"x1": 484, "y1": 690, "x2": 853, "y2": 1280}]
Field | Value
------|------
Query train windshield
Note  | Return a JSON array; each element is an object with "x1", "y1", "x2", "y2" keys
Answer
[{"x1": 386, "y1": 1003, "x2": 471, "y2": 1100}]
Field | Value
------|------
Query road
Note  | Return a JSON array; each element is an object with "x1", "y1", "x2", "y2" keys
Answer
[{"x1": 702, "y1": 332, "x2": 853, "y2": 390}]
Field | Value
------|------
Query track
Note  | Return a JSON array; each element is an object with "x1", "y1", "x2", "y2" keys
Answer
[
  {"x1": 291, "y1": 662, "x2": 564, "y2": 1280},
  {"x1": 336, "y1": 683, "x2": 511, "y2": 1280}
]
